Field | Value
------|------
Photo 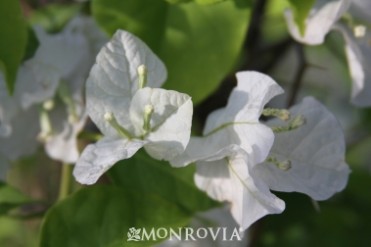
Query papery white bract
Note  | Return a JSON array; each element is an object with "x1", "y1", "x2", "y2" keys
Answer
[
  {"x1": 0, "y1": 74, "x2": 20, "y2": 137},
  {"x1": 0, "y1": 106, "x2": 40, "y2": 180},
  {"x1": 172, "y1": 71, "x2": 284, "y2": 167},
  {"x1": 86, "y1": 30, "x2": 167, "y2": 137},
  {"x1": 254, "y1": 97, "x2": 350, "y2": 200},
  {"x1": 171, "y1": 71, "x2": 285, "y2": 230},
  {"x1": 194, "y1": 147, "x2": 285, "y2": 231},
  {"x1": 284, "y1": 0, "x2": 351, "y2": 45},
  {"x1": 41, "y1": 16, "x2": 108, "y2": 163},
  {"x1": 73, "y1": 30, "x2": 193, "y2": 185}
]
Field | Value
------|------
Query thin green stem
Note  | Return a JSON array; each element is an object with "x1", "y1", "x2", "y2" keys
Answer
[{"x1": 58, "y1": 163, "x2": 73, "y2": 201}]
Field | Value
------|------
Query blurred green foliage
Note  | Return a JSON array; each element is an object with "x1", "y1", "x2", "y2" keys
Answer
[
  {"x1": 0, "y1": 0, "x2": 28, "y2": 94},
  {"x1": 287, "y1": 0, "x2": 316, "y2": 35},
  {"x1": 29, "y1": 3, "x2": 81, "y2": 33}
]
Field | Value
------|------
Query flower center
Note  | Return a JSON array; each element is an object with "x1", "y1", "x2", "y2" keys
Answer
[
  {"x1": 266, "y1": 156, "x2": 292, "y2": 171},
  {"x1": 271, "y1": 115, "x2": 305, "y2": 133}
]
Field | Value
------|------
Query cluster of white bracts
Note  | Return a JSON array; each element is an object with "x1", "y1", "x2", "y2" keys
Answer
[
  {"x1": 285, "y1": 0, "x2": 371, "y2": 106},
  {"x1": 73, "y1": 30, "x2": 350, "y2": 231},
  {"x1": 0, "y1": 16, "x2": 107, "y2": 179}
]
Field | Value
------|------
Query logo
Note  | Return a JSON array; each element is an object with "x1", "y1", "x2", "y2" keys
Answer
[
  {"x1": 127, "y1": 227, "x2": 141, "y2": 241},
  {"x1": 126, "y1": 227, "x2": 243, "y2": 242}
]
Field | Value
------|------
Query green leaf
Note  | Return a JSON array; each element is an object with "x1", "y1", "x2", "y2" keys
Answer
[
  {"x1": 29, "y1": 3, "x2": 81, "y2": 33},
  {"x1": 92, "y1": 0, "x2": 250, "y2": 104},
  {"x1": 0, "y1": 0, "x2": 28, "y2": 94},
  {"x1": 22, "y1": 26, "x2": 40, "y2": 62},
  {"x1": 287, "y1": 0, "x2": 316, "y2": 35},
  {"x1": 40, "y1": 186, "x2": 190, "y2": 247},
  {"x1": 0, "y1": 182, "x2": 33, "y2": 215},
  {"x1": 109, "y1": 150, "x2": 219, "y2": 214},
  {"x1": 165, "y1": 0, "x2": 230, "y2": 5}
]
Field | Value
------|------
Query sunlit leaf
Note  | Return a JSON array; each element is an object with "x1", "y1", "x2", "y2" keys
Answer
[
  {"x1": 287, "y1": 0, "x2": 316, "y2": 35},
  {"x1": 92, "y1": 0, "x2": 250, "y2": 104}
]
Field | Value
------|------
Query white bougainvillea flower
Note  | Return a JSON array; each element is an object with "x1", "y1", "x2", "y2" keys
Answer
[
  {"x1": 253, "y1": 97, "x2": 350, "y2": 200},
  {"x1": 39, "y1": 16, "x2": 108, "y2": 163},
  {"x1": 73, "y1": 30, "x2": 193, "y2": 185},
  {"x1": 284, "y1": 0, "x2": 351, "y2": 45},
  {"x1": 21, "y1": 18, "x2": 102, "y2": 163},
  {"x1": 1, "y1": 17, "x2": 101, "y2": 164},
  {"x1": 171, "y1": 71, "x2": 285, "y2": 230},
  {"x1": 86, "y1": 30, "x2": 167, "y2": 134},
  {"x1": 172, "y1": 71, "x2": 284, "y2": 167},
  {"x1": 41, "y1": 96, "x2": 87, "y2": 163}
]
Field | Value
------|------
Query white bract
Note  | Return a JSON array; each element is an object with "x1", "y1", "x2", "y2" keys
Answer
[
  {"x1": 172, "y1": 72, "x2": 350, "y2": 231},
  {"x1": 254, "y1": 97, "x2": 350, "y2": 201},
  {"x1": 28, "y1": 16, "x2": 108, "y2": 163},
  {"x1": 284, "y1": 0, "x2": 351, "y2": 45},
  {"x1": 30, "y1": 20, "x2": 92, "y2": 163},
  {"x1": 0, "y1": 106, "x2": 40, "y2": 180},
  {"x1": 333, "y1": 24, "x2": 371, "y2": 106},
  {"x1": 73, "y1": 30, "x2": 193, "y2": 185},
  {"x1": 0, "y1": 73, "x2": 20, "y2": 137},
  {"x1": 284, "y1": 0, "x2": 371, "y2": 106},
  {"x1": 171, "y1": 71, "x2": 286, "y2": 230}
]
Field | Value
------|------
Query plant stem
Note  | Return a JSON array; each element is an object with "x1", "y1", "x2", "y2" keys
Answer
[
  {"x1": 287, "y1": 44, "x2": 307, "y2": 107},
  {"x1": 58, "y1": 163, "x2": 73, "y2": 201}
]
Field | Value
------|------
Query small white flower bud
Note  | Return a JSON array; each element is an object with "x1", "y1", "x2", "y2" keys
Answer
[
  {"x1": 104, "y1": 112, "x2": 114, "y2": 122},
  {"x1": 277, "y1": 160, "x2": 291, "y2": 171},
  {"x1": 137, "y1": 64, "x2": 147, "y2": 76},
  {"x1": 144, "y1": 104, "x2": 154, "y2": 115},
  {"x1": 43, "y1": 99, "x2": 55, "y2": 111},
  {"x1": 354, "y1": 25, "x2": 366, "y2": 38}
]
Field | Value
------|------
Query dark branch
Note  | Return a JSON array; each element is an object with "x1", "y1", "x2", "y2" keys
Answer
[{"x1": 286, "y1": 43, "x2": 307, "y2": 107}]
